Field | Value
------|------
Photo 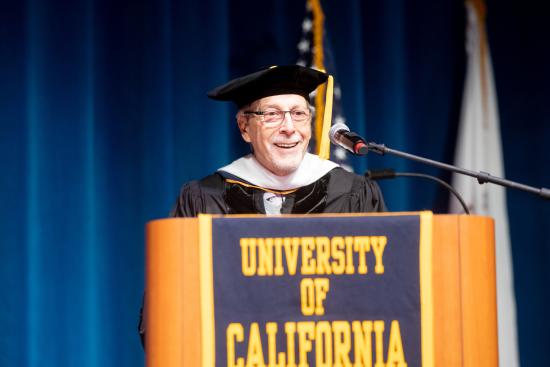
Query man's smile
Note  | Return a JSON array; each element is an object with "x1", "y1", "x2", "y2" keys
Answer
[{"x1": 274, "y1": 142, "x2": 300, "y2": 149}]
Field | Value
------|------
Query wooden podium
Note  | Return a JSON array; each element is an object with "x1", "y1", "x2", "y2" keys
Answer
[{"x1": 145, "y1": 214, "x2": 498, "y2": 367}]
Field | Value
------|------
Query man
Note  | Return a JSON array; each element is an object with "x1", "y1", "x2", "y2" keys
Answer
[
  {"x1": 172, "y1": 65, "x2": 386, "y2": 216},
  {"x1": 139, "y1": 65, "x2": 386, "y2": 347}
]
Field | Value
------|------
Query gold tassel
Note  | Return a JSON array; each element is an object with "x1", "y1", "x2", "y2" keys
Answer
[{"x1": 317, "y1": 75, "x2": 333, "y2": 160}]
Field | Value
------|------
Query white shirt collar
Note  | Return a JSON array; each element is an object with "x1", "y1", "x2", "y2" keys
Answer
[{"x1": 218, "y1": 153, "x2": 339, "y2": 191}]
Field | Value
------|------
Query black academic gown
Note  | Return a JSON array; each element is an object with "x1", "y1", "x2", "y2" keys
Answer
[
  {"x1": 172, "y1": 167, "x2": 386, "y2": 216},
  {"x1": 139, "y1": 167, "x2": 385, "y2": 347}
]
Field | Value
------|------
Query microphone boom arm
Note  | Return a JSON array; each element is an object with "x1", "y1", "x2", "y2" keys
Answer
[{"x1": 365, "y1": 142, "x2": 550, "y2": 200}]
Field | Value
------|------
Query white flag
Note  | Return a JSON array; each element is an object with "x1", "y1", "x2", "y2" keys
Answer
[{"x1": 450, "y1": 1, "x2": 519, "y2": 366}]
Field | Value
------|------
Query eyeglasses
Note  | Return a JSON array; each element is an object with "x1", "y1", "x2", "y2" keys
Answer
[{"x1": 243, "y1": 108, "x2": 312, "y2": 127}]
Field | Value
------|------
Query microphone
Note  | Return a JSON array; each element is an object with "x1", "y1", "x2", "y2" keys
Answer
[{"x1": 329, "y1": 123, "x2": 368, "y2": 155}]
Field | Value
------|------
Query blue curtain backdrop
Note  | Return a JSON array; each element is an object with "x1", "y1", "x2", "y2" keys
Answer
[{"x1": 0, "y1": 0, "x2": 548, "y2": 366}]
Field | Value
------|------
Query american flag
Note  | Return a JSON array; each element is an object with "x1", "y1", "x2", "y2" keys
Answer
[{"x1": 296, "y1": 0, "x2": 353, "y2": 172}]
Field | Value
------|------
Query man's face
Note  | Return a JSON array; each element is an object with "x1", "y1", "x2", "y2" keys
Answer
[{"x1": 238, "y1": 94, "x2": 311, "y2": 176}]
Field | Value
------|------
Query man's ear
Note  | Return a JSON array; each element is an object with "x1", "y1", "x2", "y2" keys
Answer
[{"x1": 237, "y1": 114, "x2": 252, "y2": 143}]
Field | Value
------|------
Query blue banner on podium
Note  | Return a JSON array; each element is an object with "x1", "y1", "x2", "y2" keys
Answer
[{"x1": 198, "y1": 213, "x2": 433, "y2": 367}]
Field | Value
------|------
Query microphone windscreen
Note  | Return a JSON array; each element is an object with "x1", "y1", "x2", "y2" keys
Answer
[{"x1": 329, "y1": 123, "x2": 350, "y2": 144}]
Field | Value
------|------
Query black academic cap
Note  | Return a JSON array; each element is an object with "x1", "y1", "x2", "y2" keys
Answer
[{"x1": 207, "y1": 65, "x2": 328, "y2": 108}]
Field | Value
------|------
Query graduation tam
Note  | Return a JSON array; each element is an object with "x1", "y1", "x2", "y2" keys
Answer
[{"x1": 207, "y1": 65, "x2": 328, "y2": 108}]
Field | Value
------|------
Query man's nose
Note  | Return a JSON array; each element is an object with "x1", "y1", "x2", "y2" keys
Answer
[{"x1": 279, "y1": 112, "x2": 296, "y2": 134}]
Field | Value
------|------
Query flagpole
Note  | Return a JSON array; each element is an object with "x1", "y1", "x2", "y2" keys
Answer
[{"x1": 364, "y1": 141, "x2": 550, "y2": 199}]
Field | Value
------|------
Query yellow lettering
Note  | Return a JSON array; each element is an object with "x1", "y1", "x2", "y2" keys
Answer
[
  {"x1": 300, "y1": 237, "x2": 316, "y2": 275},
  {"x1": 386, "y1": 320, "x2": 407, "y2": 367},
  {"x1": 285, "y1": 322, "x2": 297, "y2": 367},
  {"x1": 300, "y1": 278, "x2": 315, "y2": 316},
  {"x1": 373, "y1": 321, "x2": 385, "y2": 367},
  {"x1": 284, "y1": 238, "x2": 300, "y2": 275},
  {"x1": 227, "y1": 320, "x2": 403, "y2": 367},
  {"x1": 315, "y1": 237, "x2": 332, "y2": 275},
  {"x1": 257, "y1": 238, "x2": 274, "y2": 276},
  {"x1": 266, "y1": 322, "x2": 285, "y2": 367},
  {"x1": 273, "y1": 238, "x2": 284, "y2": 276},
  {"x1": 240, "y1": 235, "x2": 388, "y2": 277},
  {"x1": 314, "y1": 278, "x2": 330, "y2": 316},
  {"x1": 354, "y1": 237, "x2": 370, "y2": 274},
  {"x1": 344, "y1": 237, "x2": 355, "y2": 274},
  {"x1": 246, "y1": 323, "x2": 266, "y2": 367},
  {"x1": 227, "y1": 323, "x2": 245, "y2": 367},
  {"x1": 297, "y1": 322, "x2": 315, "y2": 367},
  {"x1": 240, "y1": 238, "x2": 256, "y2": 276},
  {"x1": 331, "y1": 237, "x2": 345, "y2": 275},
  {"x1": 371, "y1": 236, "x2": 387, "y2": 274},
  {"x1": 315, "y1": 321, "x2": 332, "y2": 367},
  {"x1": 333, "y1": 321, "x2": 352, "y2": 367},
  {"x1": 352, "y1": 321, "x2": 373, "y2": 367}
]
